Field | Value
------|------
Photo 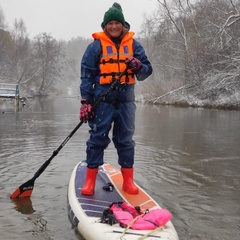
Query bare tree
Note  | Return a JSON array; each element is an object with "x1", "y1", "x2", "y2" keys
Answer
[
  {"x1": 0, "y1": 5, "x2": 6, "y2": 29},
  {"x1": 0, "y1": 29, "x2": 12, "y2": 77},
  {"x1": 31, "y1": 33, "x2": 64, "y2": 95},
  {"x1": 0, "y1": 6, "x2": 11, "y2": 77},
  {"x1": 10, "y1": 18, "x2": 31, "y2": 83},
  {"x1": 142, "y1": 0, "x2": 240, "y2": 107}
]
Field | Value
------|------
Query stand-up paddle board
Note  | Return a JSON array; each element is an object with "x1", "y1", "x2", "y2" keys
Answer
[{"x1": 67, "y1": 161, "x2": 179, "y2": 240}]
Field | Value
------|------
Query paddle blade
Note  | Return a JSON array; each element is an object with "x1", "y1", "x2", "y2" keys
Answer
[{"x1": 10, "y1": 178, "x2": 35, "y2": 199}]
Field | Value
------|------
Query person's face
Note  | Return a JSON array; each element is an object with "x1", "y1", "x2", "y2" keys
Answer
[{"x1": 105, "y1": 20, "x2": 123, "y2": 38}]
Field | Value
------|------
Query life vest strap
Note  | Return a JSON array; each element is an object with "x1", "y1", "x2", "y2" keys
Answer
[
  {"x1": 99, "y1": 72, "x2": 134, "y2": 82},
  {"x1": 100, "y1": 59, "x2": 126, "y2": 65}
]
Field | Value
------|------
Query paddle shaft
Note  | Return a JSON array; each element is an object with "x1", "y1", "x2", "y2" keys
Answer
[
  {"x1": 33, "y1": 68, "x2": 129, "y2": 180},
  {"x1": 33, "y1": 121, "x2": 83, "y2": 179}
]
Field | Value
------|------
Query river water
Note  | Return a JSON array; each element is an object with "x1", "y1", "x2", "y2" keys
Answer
[{"x1": 1, "y1": 97, "x2": 240, "y2": 240}]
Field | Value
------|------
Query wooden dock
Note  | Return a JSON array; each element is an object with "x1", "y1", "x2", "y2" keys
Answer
[
  {"x1": 0, "y1": 83, "x2": 20, "y2": 111},
  {"x1": 0, "y1": 83, "x2": 19, "y2": 98}
]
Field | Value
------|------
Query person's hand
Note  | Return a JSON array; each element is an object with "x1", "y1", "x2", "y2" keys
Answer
[
  {"x1": 125, "y1": 57, "x2": 142, "y2": 73},
  {"x1": 80, "y1": 99, "x2": 94, "y2": 123}
]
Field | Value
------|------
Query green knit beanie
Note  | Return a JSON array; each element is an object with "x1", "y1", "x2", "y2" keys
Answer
[{"x1": 103, "y1": 5, "x2": 125, "y2": 27}]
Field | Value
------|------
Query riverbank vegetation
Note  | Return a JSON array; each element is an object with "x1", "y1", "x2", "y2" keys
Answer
[{"x1": 1, "y1": 0, "x2": 239, "y2": 109}]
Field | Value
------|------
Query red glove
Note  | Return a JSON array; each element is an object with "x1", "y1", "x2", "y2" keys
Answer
[
  {"x1": 125, "y1": 57, "x2": 142, "y2": 73},
  {"x1": 80, "y1": 99, "x2": 94, "y2": 123}
]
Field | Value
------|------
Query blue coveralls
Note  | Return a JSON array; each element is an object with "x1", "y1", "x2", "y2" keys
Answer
[{"x1": 80, "y1": 34, "x2": 152, "y2": 169}]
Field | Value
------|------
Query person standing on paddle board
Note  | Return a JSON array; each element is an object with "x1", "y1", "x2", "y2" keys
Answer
[{"x1": 79, "y1": 2, "x2": 152, "y2": 195}]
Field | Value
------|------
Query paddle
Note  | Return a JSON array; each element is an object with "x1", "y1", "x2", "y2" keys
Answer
[{"x1": 10, "y1": 67, "x2": 129, "y2": 199}]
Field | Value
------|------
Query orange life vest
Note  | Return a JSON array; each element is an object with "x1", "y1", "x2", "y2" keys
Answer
[{"x1": 92, "y1": 32, "x2": 136, "y2": 84}]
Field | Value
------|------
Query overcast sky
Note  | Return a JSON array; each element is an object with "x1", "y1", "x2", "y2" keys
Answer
[{"x1": 0, "y1": 0, "x2": 157, "y2": 41}]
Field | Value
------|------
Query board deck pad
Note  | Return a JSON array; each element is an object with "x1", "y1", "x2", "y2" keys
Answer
[
  {"x1": 74, "y1": 162, "x2": 124, "y2": 218},
  {"x1": 68, "y1": 161, "x2": 179, "y2": 240}
]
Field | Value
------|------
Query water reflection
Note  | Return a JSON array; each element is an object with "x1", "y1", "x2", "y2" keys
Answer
[
  {"x1": 1, "y1": 97, "x2": 240, "y2": 240},
  {"x1": 12, "y1": 197, "x2": 35, "y2": 214},
  {"x1": 134, "y1": 105, "x2": 240, "y2": 240}
]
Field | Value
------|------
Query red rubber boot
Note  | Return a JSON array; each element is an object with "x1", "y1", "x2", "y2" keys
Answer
[
  {"x1": 81, "y1": 168, "x2": 98, "y2": 195},
  {"x1": 121, "y1": 168, "x2": 139, "y2": 195}
]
